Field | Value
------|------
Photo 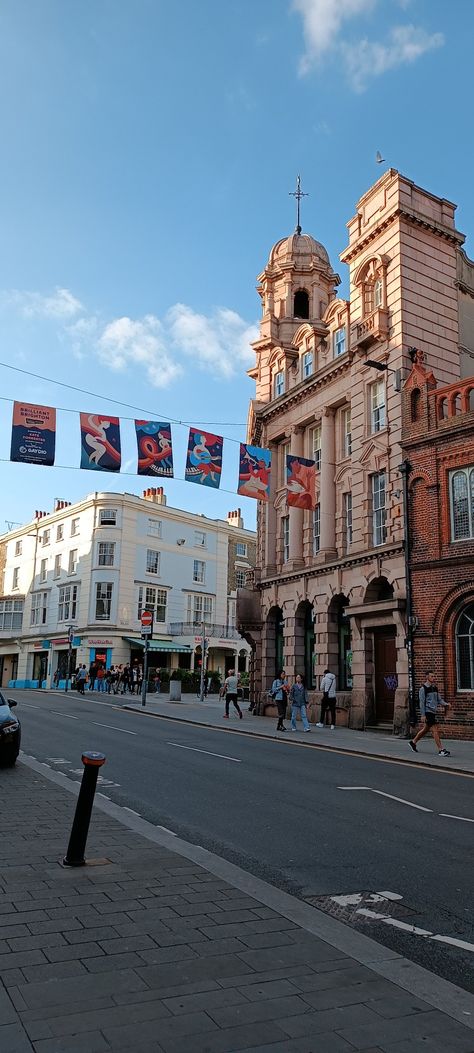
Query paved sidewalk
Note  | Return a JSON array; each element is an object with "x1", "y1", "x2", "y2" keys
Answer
[
  {"x1": 121, "y1": 693, "x2": 474, "y2": 775},
  {"x1": 1, "y1": 759, "x2": 474, "y2": 1052}
]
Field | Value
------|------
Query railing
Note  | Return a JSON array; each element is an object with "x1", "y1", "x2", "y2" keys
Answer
[
  {"x1": 350, "y1": 308, "x2": 389, "y2": 350},
  {"x1": 168, "y1": 622, "x2": 242, "y2": 639}
]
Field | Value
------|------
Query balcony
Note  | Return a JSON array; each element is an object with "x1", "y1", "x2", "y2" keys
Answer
[
  {"x1": 169, "y1": 622, "x2": 242, "y2": 639},
  {"x1": 350, "y1": 308, "x2": 389, "y2": 351}
]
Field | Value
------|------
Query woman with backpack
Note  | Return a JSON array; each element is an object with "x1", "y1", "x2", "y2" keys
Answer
[{"x1": 317, "y1": 668, "x2": 337, "y2": 728}]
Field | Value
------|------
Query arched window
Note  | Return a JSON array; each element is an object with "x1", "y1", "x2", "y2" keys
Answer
[
  {"x1": 411, "y1": 388, "x2": 421, "y2": 422},
  {"x1": 374, "y1": 278, "x2": 383, "y2": 309},
  {"x1": 450, "y1": 468, "x2": 474, "y2": 540},
  {"x1": 456, "y1": 604, "x2": 474, "y2": 689},
  {"x1": 294, "y1": 289, "x2": 309, "y2": 319}
]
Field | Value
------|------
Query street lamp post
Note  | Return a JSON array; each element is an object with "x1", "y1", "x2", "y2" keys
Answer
[
  {"x1": 65, "y1": 624, "x2": 75, "y2": 694},
  {"x1": 199, "y1": 622, "x2": 207, "y2": 702}
]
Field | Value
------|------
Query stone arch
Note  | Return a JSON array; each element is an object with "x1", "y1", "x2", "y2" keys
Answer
[
  {"x1": 293, "y1": 288, "x2": 310, "y2": 320},
  {"x1": 265, "y1": 605, "x2": 285, "y2": 680},
  {"x1": 364, "y1": 576, "x2": 394, "y2": 603},
  {"x1": 326, "y1": 593, "x2": 352, "y2": 691},
  {"x1": 294, "y1": 599, "x2": 315, "y2": 688}
]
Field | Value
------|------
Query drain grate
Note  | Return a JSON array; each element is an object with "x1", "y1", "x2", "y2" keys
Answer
[{"x1": 304, "y1": 890, "x2": 415, "y2": 924}]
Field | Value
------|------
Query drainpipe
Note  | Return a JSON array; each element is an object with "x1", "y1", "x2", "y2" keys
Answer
[{"x1": 399, "y1": 460, "x2": 416, "y2": 729}]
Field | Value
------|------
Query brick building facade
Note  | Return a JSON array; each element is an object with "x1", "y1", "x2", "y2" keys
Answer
[
  {"x1": 238, "y1": 168, "x2": 474, "y2": 735},
  {"x1": 403, "y1": 357, "x2": 474, "y2": 737}
]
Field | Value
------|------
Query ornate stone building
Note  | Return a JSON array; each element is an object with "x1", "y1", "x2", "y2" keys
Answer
[{"x1": 238, "y1": 168, "x2": 474, "y2": 733}]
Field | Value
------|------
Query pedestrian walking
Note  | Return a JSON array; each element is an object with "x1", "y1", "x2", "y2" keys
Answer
[
  {"x1": 317, "y1": 669, "x2": 337, "y2": 729},
  {"x1": 88, "y1": 662, "x2": 97, "y2": 690},
  {"x1": 223, "y1": 668, "x2": 243, "y2": 719},
  {"x1": 270, "y1": 669, "x2": 289, "y2": 732},
  {"x1": 409, "y1": 671, "x2": 451, "y2": 757},
  {"x1": 76, "y1": 664, "x2": 87, "y2": 695},
  {"x1": 289, "y1": 674, "x2": 311, "y2": 732}
]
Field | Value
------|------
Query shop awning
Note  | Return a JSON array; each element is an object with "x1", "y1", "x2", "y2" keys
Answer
[{"x1": 123, "y1": 637, "x2": 192, "y2": 653}]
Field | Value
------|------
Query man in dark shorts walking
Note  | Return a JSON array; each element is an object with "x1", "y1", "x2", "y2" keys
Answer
[
  {"x1": 409, "y1": 670, "x2": 451, "y2": 757},
  {"x1": 223, "y1": 668, "x2": 243, "y2": 720}
]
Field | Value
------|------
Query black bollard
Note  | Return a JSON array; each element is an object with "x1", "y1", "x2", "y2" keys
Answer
[{"x1": 63, "y1": 751, "x2": 106, "y2": 867}]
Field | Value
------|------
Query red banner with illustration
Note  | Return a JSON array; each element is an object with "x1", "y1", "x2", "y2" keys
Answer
[
  {"x1": 185, "y1": 428, "x2": 223, "y2": 488},
  {"x1": 10, "y1": 402, "x2": 56, "y2": 466},
  {"x1": 237, "y1": 443, "x2": 271, "y2": 501},
  {"x1": 286, "y1": 454, "x2": 316, "y2": 509},
  {"x1": 135, "y1": 421, "x2": 174, "y2": 477},
  {"x1": 80, "y1": 413, "x2": 121, "y2": 472}
]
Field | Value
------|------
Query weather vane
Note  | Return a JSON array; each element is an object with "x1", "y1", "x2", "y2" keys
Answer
[{"x1": 289, "y1": 174, "x2": 308, "y2": 235}]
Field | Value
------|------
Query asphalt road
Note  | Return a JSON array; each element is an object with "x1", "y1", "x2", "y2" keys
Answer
[{"x1": 7, "y1": 688, "x2": 474, "y2": 995}]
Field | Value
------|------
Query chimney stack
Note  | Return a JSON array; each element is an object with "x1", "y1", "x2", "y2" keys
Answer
[
  {"x1": 227, "y1": 508, "x2": 243, "y2": 529},
  {"x1": 142, "y1": 487, "x2": 167, "y2": 506}
]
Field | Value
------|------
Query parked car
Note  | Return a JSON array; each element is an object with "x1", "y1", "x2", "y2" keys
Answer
[{"x1": 0, "y1": 693, "x2": 21, "y2": 767}]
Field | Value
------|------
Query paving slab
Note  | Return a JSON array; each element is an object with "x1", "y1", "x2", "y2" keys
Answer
[{"x1": 0, "y1": 757, "x2": 473, "y2": 1053}]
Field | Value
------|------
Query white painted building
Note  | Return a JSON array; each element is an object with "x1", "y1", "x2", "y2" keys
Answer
[{"x1": 0, "y1": 487, "x2": 255, "y2": 688}]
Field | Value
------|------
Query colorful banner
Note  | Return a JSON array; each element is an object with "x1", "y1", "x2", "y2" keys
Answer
[
  {"x1": 135, "y1": 421, "x2": 174, "y2": 477},
  {"x1": 10, "y1": 402, "x2": 56, "y2": 466},
  {"x1": 185, "y1": 428, "x2": 223, "y2": 488},
  {"x1": 237, "y1": 444, "x2": 271, "y2": 501},
  {"x1": 80, "y1": 413, "x2": 121, "y2": 472},
  {"x1": 286, "y1": 454, "x2": 316, "y2": 509}
]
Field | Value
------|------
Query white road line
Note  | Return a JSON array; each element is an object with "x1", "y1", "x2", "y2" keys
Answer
[
  {"x1": 167, "y1": 742, "x2": 241, "y2": 763},
  {"x1": 90, "y1": 721, "x2": 136, "y2": 735},
  {"x1": 51, "y1": 711, "x2": 78, "y2": 720},
  {"x1": 356, "y1": 908, "x2": 432, "y2": 937},
  {"x1": 338, "y1": 786, "x2": 371, "y2": 791},
  {"x1": 371, "y1": 790, "x2": 432, "y2": 812},
  {"x1": 377, "y1": 891, "x2": 403, "y2": 901},
  {"x1": 16, "y1": 702, "x2": 40, "y2": 709},
  {"x1": 432, "y1": 934, "x2": 474, "y2": 953},
  {"x1": 439, "y1": 813, "x2": 474, "y2": 824}
]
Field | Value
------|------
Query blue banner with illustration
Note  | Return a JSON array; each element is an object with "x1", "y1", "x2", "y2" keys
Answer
[
  {"x1": 80, "y1": 413, "x2": 121, "y2": 472},
  {"x1": 185, "y1": 428, "x2": 223, "y2": 488},
  {"x1": 135, "y1": 420, "x2": 174, "y2": 477},
  {"x1": 237, "y1": 443, "x2": 271, "y2": 501},
  {"x1": 10, "y1": 402, "x2": 56, "y2": 466}
]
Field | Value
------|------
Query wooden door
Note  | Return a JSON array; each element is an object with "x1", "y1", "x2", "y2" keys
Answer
[{"x1": 374, "y1": 631, "x2": 397, "y2": 722}]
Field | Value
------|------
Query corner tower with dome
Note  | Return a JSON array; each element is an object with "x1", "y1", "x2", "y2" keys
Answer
[{"x1": 239, "y1": 168, "x2": 472, "y2": 737}]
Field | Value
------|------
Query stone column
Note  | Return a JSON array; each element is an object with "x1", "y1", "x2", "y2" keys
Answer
[
  {"x1": 264, "y1": 443, "x2": 277, "y2": 575},
  {"x1": 320, "y1": 408, "x2": 336, "y2": 558},
  {"x1": 288, "y1": 426, "x2": 304, "y2": 568}
]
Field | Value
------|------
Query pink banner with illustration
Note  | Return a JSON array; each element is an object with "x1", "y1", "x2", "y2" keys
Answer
[
  {"x1": 80, "y1": 413, "x2": 121, "y2": 472},
  {"x1": 286, "y1": 454, "x2": 316, "y2": 509},
  {"x1": 135, "y1": 421, "x2": 174, "y2": 477},
  {"x1": 237, "y1": 443, "x2": 271, "y2": 501},
  {"x1": 10, "y1": 402, "x2": 56, "y2": 466},
  {"x1": 185, "y1": 428, "x2": 223, "y2": 488}
]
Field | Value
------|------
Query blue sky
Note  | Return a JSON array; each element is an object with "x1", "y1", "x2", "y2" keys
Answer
[{"x1": 0, "y1": 0, "x2": 472, "y2": 533}]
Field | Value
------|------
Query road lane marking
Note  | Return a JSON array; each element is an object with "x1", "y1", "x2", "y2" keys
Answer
[
  {"x1": 432, "y1": 934, "x2": 474, "y2": 952},
  {"x1": 46, "y1": 758, "x2": 72, "y2": 764},
  {"x1": 371, "y1": 789, "x2": 432, "y2": 812},
  {"x1": 16, "y1": 702, "x2": 40, "y2": 709},
  {"x1": 338, "y1": 786, "x2": 371, "y2": 791},
  {"x1": 51, "y1": 711, "x2": 78, "y2": 719},
  {"x1": 439, "y1": 813, "x2": 474, "y2": 823},
  {"x1": 90, "y1": 721, "x2": 136, "y2": 735},
  {"x1": 356, "y1": 908, "x2": 432, "y2": 937},
  {"x1": 167, "y1": 742, "x2": 241, "y2": 763}
]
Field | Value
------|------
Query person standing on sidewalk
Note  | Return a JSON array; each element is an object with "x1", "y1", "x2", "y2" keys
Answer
[
  {"x1": 223, "y1": 668, "x2": 243, "y2": 720},
  {"x1": 76, "y1": 665, "x2": 87, "y2": 695},
  {"x1": 409, "y1": 671, "x2": 451, "y2": 757},
  {"x1": 270, "y1": 669, "x2": 289, "y2": 732},
  {"x1": 317, "y1": 669, "x2": 337, "y2": 729},
  {"x1": 289, "y1": 674, "x2": 311, "y2": 732}
]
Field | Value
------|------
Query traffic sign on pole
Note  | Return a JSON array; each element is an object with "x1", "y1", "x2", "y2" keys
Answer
[{"x1": 141, "y1": 610, "x2": 153, "y2": 639}]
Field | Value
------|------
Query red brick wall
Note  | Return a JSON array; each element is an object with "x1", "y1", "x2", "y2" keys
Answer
[{"x1": 403, "y1": 370, "x2": 474, "y2": 737}]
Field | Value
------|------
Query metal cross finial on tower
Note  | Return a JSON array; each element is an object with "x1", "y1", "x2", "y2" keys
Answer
[{"x1": 289, "y1": 174, "x2": 308, "y2": 235}]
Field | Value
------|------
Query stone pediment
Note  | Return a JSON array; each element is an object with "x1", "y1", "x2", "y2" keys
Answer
[
  {"x1": 404, "y1": 360, "x2": 436, "y2": 391},
  {"x1": 335, "y1": 463, "x2": 352, "y2": 486},
  {"x1": 359, "y1": 437, "x2": 389, "y2": 472}
]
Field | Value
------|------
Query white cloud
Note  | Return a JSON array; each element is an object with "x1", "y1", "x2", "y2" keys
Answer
[
  {"x1": 167, "y1": 304, "x2": 258, "y2": 378},
  {"x1": 343, "y1": 24, "x2": 444, "y2": 91},
  {"x1": 98, "y1": 315, "x2": 183, "y2": 388},
  {"x1": 293, "y1": 0, "x2": 375, "y2": 70},
  {"x1": 2, "y1": 286, "x2": 83, "y2": 319},
  {"x1": 292, "y1": 0, "x2": 444, "y2": 87}
]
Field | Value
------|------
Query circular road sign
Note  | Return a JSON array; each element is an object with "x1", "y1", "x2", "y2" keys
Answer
[{"x1": 141, "y1": 610, "x2": 153, "y2": 627}]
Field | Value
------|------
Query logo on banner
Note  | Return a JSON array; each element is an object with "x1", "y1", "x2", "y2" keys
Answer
[
  {"x1": 10, "y1": 402, "x2": 56, "y2": 466},
  {"x1": 286, "y1": 454, "x2": 317, "y2": 510},
  {"x1": 135, "y1": 421, "x2": 174, "y2": 477},
  {"x1": 80, "y1": 413, "x2": 121, "y2": 472},
  {"x1": 237, "y1": 444, "x2": 271, "y2": 501},
  {"x1": 185, "y1": 428, "x2": 223, "y2": 489}
]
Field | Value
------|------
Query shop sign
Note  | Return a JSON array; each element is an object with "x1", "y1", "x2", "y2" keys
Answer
[
  {"x1": 87, "y1": 638, "x2": 114, "y2": 646},
  {"x1": 53, "y1": 638, "x2": 70, "y2": 647}
]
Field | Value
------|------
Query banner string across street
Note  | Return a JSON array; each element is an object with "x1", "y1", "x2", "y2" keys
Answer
[{"x1": 4, "y1": 397, "x2": 317, "y2": 508}]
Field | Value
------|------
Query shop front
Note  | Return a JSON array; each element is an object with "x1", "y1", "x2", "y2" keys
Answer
[
  {"x1": 0, "y1": 651, "x2": 19, "y2": 688},
  {"x1": 86, "y1": 638, "x2": 114, "y2": 670},
  {"x1": 123, "y1": 638, "x2": 193, "y2": 677}
]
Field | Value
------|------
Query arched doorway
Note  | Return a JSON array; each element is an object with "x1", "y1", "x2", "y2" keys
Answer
[
  {"x1": 364, "y1": 577, "x2": 396, "y2": 723},
  {"x1": 328, "y1": 594, "x2": 351, "y2": 690},
  {"x1": 266, "y1": 606, "x2": 284, "y2": 678},
  {"x1": 295, "y1": 601, "x2": 315, "y2": 687}
]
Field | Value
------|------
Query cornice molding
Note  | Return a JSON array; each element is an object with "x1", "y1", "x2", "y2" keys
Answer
[
  {"x1": 257, "y1": 542, "x2": 403, "y2": 590},
  {"x1": 340, "y1": 207, "x2": 464, "y2": 265}
]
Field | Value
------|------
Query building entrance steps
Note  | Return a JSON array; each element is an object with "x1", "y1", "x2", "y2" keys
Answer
[{"x1": 1, "y1": 758, "x2": 474, "y2": 1053}]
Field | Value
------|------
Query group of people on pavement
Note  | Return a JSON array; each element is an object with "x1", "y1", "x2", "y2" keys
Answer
[
  {"x1": 269, "y1": 668, "x2": 337, "y2": 733},
  {"x1": 73, "y1": 662, "x2": 145, "y2": 696}
]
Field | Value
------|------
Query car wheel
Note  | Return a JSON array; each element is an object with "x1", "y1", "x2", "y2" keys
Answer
[{"x1": 0, "y1": 751, "x2": 18, "y2": 767}]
